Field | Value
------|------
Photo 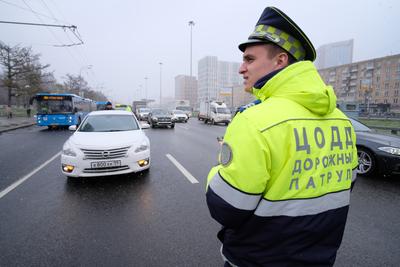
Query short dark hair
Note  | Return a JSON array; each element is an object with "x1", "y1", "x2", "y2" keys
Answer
[{"x1": 265, "y1": 43, "x2": 297, "y2": 65}]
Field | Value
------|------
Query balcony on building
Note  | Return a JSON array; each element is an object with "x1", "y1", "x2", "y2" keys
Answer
[{"x1": 350, "y1": 66, "x2": 358, "y2": 73}]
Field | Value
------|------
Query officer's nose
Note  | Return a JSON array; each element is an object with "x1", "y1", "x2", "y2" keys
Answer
[{"x1": 239, "y1": 63, "x2": 246, "y2": 75}]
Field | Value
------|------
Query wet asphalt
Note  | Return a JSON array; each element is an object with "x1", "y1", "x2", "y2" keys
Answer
[{"x1": 0, "y1": 120, "x2": 399, "y2": 266}]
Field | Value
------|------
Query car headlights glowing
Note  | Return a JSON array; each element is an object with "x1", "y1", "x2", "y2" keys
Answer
[
  {"x1": 62, "y1": 142, "x2": 77, "y2": 157},
  {"x1": 378, "y1": 146, "x2": 400, "y2": 156},
  {"x1": 62, "y1": 164, "x2": 75, "y2": 173}
]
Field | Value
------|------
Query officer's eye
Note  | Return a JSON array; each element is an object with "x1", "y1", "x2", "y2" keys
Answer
[{"x1": 243, "y1": 56, "x2": 255, "y2": 63}]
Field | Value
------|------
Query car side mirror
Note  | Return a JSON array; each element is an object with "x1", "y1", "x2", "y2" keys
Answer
[{"x1": 68, "y1": 125, "x2": 77, "y2": 131}]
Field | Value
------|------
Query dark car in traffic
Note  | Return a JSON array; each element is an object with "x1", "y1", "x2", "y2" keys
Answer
[
  {"x1": 147, "y1": 108, "x2": 174, "y2": 129},
  {"x1": 350, "y1": 118, "x2": 400, "y2": 177}
]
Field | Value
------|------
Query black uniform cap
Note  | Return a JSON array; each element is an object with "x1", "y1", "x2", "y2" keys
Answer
[{"x1": 239, "y1": 7, "x2": 316, "y2": 62}]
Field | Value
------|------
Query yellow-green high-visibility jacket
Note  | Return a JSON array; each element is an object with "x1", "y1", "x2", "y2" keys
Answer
[{"x1": 206, "y1": 61, "x2": 358, "y2": 267}]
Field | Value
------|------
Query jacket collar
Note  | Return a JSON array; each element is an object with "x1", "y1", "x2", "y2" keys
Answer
[{"x1": 253, "y1": 68, "x2": 285, "y2": 90}]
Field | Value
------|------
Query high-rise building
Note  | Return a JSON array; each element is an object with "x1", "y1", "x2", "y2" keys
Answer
[
  {"x1": 174, "y1": 75, "x2": 197, "y2": 108},
  {"x1": 197, "y1": 56, "x2": 244, "y2": 108},
  {"x1": 198, "y1": 56, "x2": 218, "y2": 105},
  {"x1": 315, "y1": 39, "x2": 354, "y2": 69}
]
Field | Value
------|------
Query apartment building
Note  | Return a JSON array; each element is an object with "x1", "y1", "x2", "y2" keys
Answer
[
  {"x1": 174, "y1": 75, "x2": 198, "y2": 108},
  {"x1": 318, "y1": 54, "x2": 400, "y2": 115}
]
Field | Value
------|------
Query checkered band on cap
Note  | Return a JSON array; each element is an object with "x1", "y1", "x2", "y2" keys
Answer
[{"x1": 249, "y1": 24, "x2": 306, "y2": 61}]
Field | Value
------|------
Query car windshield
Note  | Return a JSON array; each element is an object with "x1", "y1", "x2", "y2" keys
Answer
[
  {"x1": 217, "y1": 107, "x2": 231, "y2": 114},
  {"x1": 139, "y1": 108, "x2": 150, "y2": 112},
  {"x1": 173, "y1": 110, "x2": 185, "y2": 114},
  {"x1": 79, "y1": 114, "x2": 139, "y2": 132},
  {"x1": 349, "y1": 118, "x2": 372, "y2": 132},
  {"x1": 152, "y1": 109, "x2": 169, "y2": 115}
]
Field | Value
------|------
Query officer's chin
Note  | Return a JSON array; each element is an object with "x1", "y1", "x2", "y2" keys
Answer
[{"x1": 244, "y1": 85, "x2": 253, "y2": 93}]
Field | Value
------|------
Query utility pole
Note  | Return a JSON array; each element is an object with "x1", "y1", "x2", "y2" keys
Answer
[
  {"x1": 231, "y1": 86, "x2": 234, "y2": 109},
  {"x1": 188, "y1": 21, "x2": 195, "y2": 77},
  {"x1": 159, "y1": 62, "x2": 163, "y2": 106}
]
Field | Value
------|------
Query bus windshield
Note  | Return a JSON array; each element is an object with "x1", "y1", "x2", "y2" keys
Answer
[{"x1": 37, "y1": 98, "x2": 73, "y2": 114}]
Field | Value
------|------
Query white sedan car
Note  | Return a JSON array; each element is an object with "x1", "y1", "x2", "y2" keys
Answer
[
  {"x1": 172, "y1": 110, "x2": 188, "y2": 123},
  {"x1": 61, "y1": 110, "x2": 150, "y2": 178}
]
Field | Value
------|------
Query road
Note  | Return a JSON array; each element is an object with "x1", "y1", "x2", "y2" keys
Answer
[{"x1": 0, "y1": 120, "x2": 399, "y2": 266}]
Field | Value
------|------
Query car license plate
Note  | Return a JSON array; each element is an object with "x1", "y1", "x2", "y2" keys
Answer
[{"x1": 91, "y1": 160, "x2": 121, "y2": 168}]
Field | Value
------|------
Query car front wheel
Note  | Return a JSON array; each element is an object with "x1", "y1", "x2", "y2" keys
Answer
[{"x1": 357, "y1": 147, "x2": 376, "y2": 176}]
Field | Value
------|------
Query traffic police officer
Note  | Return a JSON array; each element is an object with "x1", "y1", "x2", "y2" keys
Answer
[
  {"x1": 206, "y1": 7, "x2": 358, "y2": 267},
  {"x1": 105, "y1": 101, "x2": 113, "y2": 110}
]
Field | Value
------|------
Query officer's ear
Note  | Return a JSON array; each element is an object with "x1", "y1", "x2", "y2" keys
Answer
[{"x1": 275, "y1": 52, "x2": 289, "y2": 68}]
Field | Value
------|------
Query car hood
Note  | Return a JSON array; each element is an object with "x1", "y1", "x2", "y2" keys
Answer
[
  {"x1": 357, "y1": 131, "x2": 400, "y2": 147},
  {"x1": 69, "y1": 130, "x2": 147, "y2": 148}
]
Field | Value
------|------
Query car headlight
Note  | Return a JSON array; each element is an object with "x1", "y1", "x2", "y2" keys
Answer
[
  {"x1": 135, "y1": 141, "x2": 149, "y2": 153},
  {"x1": 378, "y1": 146, "x2": 400, "y2": 156},
  {"x1": 62, "y1": 141, "x2": 77, "y2": 157},
  {"x1": 152, "y1": 117, "x2": 158, "y2": 121}
]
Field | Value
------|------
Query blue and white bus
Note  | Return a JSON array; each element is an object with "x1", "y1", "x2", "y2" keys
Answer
[{"x1": 34, "y1": 93, "x2": 96, "y2": 128}]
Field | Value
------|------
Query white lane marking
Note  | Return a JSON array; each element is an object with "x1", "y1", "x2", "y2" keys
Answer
[
  {"x1": 0, "y1": 151, "x2": 61, "y2": 200},
  {"x1": 177, "y1": 125, "x2": 189, "y2": 130},
  {"x1": 166, "y1": 154, "x2": 199, "y2": 184}
]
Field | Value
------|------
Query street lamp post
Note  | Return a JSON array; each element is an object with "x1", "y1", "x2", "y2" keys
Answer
[
  {"x1": 159, "y1": 62, "x2": 163, "y2": 106},
  {"x1": 144, "y1": 76, "x2": 148, "y2": 101},
  {"x1": 138, "y1": 84, "x2": 143, "y2": 100},
  {"x1": 78, "y1": 65, "x2": 93, "y2": 97},
  {"x1": 188, "y1": 21, "x2": 195, "y2": 77},
  {"x1": 79, "y1": 65, "x2": 92, "y2": 77}
]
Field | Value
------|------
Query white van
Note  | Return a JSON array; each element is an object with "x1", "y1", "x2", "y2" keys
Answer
[{"x1": 198, "y1": 101, "x2": 231, "y2": 125}]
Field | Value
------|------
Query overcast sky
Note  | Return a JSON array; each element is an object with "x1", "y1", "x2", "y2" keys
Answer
[{"x1": 1, "y1": 0, "x2": 399, "y2": 104}]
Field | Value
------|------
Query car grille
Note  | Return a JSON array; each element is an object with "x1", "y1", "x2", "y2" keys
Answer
[
  {"x1": 81, "y1": 146, "x2": 130, "y2": 159},
  {"x1": 157, "y1": 117, "x2": 171, "y2": 122},
  {"x1": 83, "y1": 166, "x2": 130, "y2": 173}
]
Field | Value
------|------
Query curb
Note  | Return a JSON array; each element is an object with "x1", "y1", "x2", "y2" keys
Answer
[{"x1": 0, "y1": 122, "x2": 36, "y2": 133}]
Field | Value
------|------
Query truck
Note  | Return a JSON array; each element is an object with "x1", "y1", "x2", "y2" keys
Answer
[
  {"x1": 132, "y1": 100, "x2": 147, "y2": 119},
  {"x1": 198, "y1": 100, "x2": 232, "y2": 125}
]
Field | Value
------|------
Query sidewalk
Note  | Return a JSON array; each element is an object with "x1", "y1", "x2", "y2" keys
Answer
[{"x1": 0, "y1": 116, "x2": 36, "y2": 133}]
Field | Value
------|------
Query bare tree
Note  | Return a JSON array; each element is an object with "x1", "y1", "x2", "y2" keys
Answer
[
  {"x1": 0, "y1": 42, "x2": 49, "y2": 105},
  {"x1": 63, "y1": 74, "x2": 108, "y2": 101},
  {"x1": 63, "y1": 74, "x2": 90, "y2": 96}
]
